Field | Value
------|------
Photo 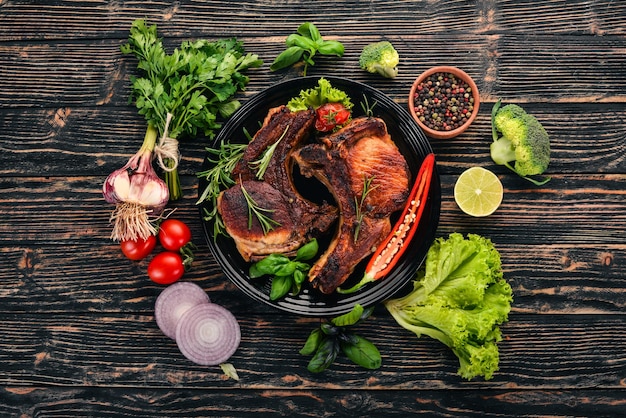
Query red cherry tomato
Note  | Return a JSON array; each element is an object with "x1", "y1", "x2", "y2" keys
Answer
[
  {"x1": 120, "y1": 235, "x2": 157, "y2": 261},
  {"x1": 158, "y1": 219, "x2": 192, "y2": 252},
  {"x1": 147, "y1": 252, "x2": 185, "y2": 285},
  {"x1": 315, "y1": 102, "x2": 351, "y2": 132}
]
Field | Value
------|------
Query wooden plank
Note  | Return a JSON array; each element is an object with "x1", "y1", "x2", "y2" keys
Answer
[
  {"x1": 0, "y1": 312, "x2": 623, "y2": 390},
  {"x1": 2, "y1": 173, "x2": 624, "y2": 245},
  {"x1": 1, "y1": 0, "x2": 625, "y2": 42},
  {"x1": 1, "y1": 33, "x2": 626, "y2": 108},
  {"x1": 0, "y1": 174, "x2": 624, "y2": 314},
  {"x1": 1, "y1": 102, "x2": 625, "y2": 177},
  {"x1": 0, "y1": 386, "x2": 624, "y2": 418},
  {"x1": 1, "y1": 2, "x2": 624, "y2": 415},
  {"x1": 1, "y1": 239, "x2": 624, "y2": 315}
]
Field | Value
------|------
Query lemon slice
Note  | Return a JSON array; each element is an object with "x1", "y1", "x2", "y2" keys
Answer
[{"x1": 454, "y1": 167, "x2": 503, "y2": 217}]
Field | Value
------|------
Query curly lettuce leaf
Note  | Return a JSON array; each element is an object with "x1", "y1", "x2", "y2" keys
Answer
[
  {"x1": 287, "y1": 77, "x2": 353, "y2": 112},
  {"x1": 385, "y1": 233, "x2": 513, "y2": 380}
]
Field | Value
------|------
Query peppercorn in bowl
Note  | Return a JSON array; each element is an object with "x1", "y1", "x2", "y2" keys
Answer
[{"x1": 409, "y1": 66, "x2": 480, "y2": 140}]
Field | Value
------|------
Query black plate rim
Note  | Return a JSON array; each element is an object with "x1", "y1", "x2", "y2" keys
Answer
[{"x1": 198, "y1": 75, "x2": 441, "y2": 317}]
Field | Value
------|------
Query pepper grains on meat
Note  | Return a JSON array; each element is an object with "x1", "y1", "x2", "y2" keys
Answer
[{"x1": 412, "y1": 72, "x2": 475, "y2": 132}]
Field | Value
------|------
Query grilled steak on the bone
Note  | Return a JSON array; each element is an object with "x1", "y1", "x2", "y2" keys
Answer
[
  {"x1": 217, "y1": 106, "x2": 337, "y2": 262},
  {"x1": 293, "y1": 117, "x2": 411, "y2": 294}
]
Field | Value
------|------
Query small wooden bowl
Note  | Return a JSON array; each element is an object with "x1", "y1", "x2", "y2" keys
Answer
[{"x1": 408, "y1": 66, "x2": 480, "y2": 140}]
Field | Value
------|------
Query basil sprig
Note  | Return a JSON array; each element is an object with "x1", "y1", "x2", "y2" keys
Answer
[
  {"x1": 270, "y1": 22, "x2": 344, "y2": 76},
  {"x1": 249, "y1": 239, "x2": 319, "y2": 300},
  {"x1": 300, "y1": 304, "x2": 381, "y2": 372}
]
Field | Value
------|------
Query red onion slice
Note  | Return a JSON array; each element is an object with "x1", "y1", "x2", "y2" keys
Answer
[
  {"x1": 175, "y1": 303, "x2": 241, "y2": 366},
  {"x1": 154, "y1": 281, "x2": 210, "y2": 340}
]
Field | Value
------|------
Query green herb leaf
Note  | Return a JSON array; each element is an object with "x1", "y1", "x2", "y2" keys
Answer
[
  {"x1": 307, "y1": 337, "x2": 339, "y2": 373},
  {"x1": 249, "y1": 125, "x2": 289, "y2": 180},
  {"x1": 320, "y1": 322, "x2": 339, "y2": 336},
  {"x1": 249, "y1": 253, "x2": 290, "y2": 278},
  {"x1": 271, "y1": 23, "x2": 344, "y2": 75},
  {"x1": 300, "y1": 328, "x2": 323, "y2": 356},
  {"x1": 297, "y1": 22, "x2": 321, "y2": 41},
  {"x1": 360, "y1": 94, "x2": 378, "y2": 117},
  {"x1": 219, "y1": 363, "x2": 240, "y2": 381},
  {"x1": 274, "y1": 261, "x2": 298, "y2": 277},
  {"x1": 196, "y1": 140, "x2": 247, "y2": 237},
  {"x1": 286, "y1": 34, "x2": 317, "y2": 52},
  {"x1": 317, "y1": 40, "x2": 344, "y2": 56},
  {"x1": 331, "y1": 304, "x2": 364, "y2": 327},
  {"x1": 270, "y1": 275, "x2": 292, "y2": 301},
  {"x1": 270, "y1": 46, "x2": 305, "y2": 71},
  {"x1": 354, "y1": 175, "x2": 378, "y2": 243},
  {"x1": 295, "y1": 239, "x2": 319, "y2": 261},
  {"x1": 292, "y1": 269, "x2": 306, "y2": 294},
  {"x1": 299, "y1": 304, "x2": 381, "y2": 372},
  {"x1": 240, "y1": 181, "x2": 281, "y2": 235},
  {"x1": 340, "y1": 334, "x2": 382, "y2": 370},
  {"x1": 122, "y1": 19, "x2": 262, "y2": 199}
]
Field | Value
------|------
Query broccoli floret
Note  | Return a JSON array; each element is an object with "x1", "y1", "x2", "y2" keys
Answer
[
  {"x1": 490, "y1": 100, "x2": 551, "y2": 185},
  {"x1": 359, "y1": 41, "x2": 399, "y2": 78}
]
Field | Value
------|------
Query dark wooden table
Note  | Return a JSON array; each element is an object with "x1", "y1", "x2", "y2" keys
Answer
[{"x1": 1, "y1": 1, "x2": 625, "y2": 417}]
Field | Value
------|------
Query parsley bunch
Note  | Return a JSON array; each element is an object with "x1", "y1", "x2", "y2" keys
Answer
[{"x1": 121, "y1": 19, "x2": 263, "y2": 200}]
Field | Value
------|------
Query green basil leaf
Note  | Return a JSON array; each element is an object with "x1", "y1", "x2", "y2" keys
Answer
[
  {"x1": 340, "y1": 335, "x2": 381, "y2": 370},
  {"x1": 293, "y1": 262, "x2": 310, "y2": 272},
  {"x1": 358, "y1": 306, "x2": 376, "y2": 323},
  {"x1": 270, "y1": 46, "x2": 304, "y2": 71},
  {"x1": 269, "y1": 275, "x2": 292, "y2": 300},
  {"x1": 331, "y1": 304, "x2": 364, "y2": 327},
  {"x1": 302, "y1": 54, "x2": 315, "y2": 66},
  {"x1": 249, "y1": 254, "x2": 289, "y2": 278},
  {"x1": 300, "y1": 328, "x2": 323, "y2": 356},
  {"x1": 295, "y1": 239, "x2": 318, "y2": 261},
  {"x1": 337, "y1": 331, "x2": 359, "y2": 346},
  {"x1": 248, "y1": 263, "x2": 265, "y2": 278},
  {"x1": 293, "y1": 269, "x2": 306, "y2": 285},
  {"x1": 320, "y1": 322, "x2": 339, "y2": 336},
  {"x1": 297, "y1": 22, "x2": 321, "y2": 41},
  {"x1": 307, "y1": 337, "x2": 339, "y2": 373},
  {"x1": 274, "y1": 261, "x2": 297, "y2": 277},
  {"x1": 317, "y1": 40, "x2": 345, "y2": 56},
  {"x1": 286, "y1": 34, "x2": 317, "y2": 52},
  {"x1": 291, "y1": 280, "x2": 302, "y2": 296}
]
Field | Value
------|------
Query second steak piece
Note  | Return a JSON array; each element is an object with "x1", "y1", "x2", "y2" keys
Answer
[{"x1": 293, "y1": 117, "x2": 411, "y2": 294}]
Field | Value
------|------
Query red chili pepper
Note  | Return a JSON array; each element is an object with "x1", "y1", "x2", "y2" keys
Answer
[{"x1": 336, "y1": 153, "x2": 435, "y2": 294}]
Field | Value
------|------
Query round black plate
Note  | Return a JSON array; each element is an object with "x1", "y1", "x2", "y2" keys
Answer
[{"x1": 199, "y1": 76, "x2": 440, "y2": 317}]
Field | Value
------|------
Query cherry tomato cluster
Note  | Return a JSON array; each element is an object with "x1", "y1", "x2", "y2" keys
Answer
[{"x1": 120, "y1": 219, "x2": 195, "y2": 285}]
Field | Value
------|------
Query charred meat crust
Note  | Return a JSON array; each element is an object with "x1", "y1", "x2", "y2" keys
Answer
[
  {"x1": 218, "y1": 106, "x2": 338, "y2": 262},
  {"x1": 293, "y1": 117, "x2": 411, "y2": 294}
]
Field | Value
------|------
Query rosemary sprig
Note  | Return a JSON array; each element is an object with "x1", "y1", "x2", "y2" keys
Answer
[
  {"x1": 196, "y1": 139, "x2": 247, "y2": 237},
  {"x1": 360, "y1": 94, "x2": 378, "y2": 117},
  {"x1": 239, "y1": 180, "x2": 281, "y2": 235},
  {"x1": 354, "y1": 175, "x2": 378, "y2": 243},
  {"x1": 248, "y1": 125, "x2": 290, "y2": 180}
]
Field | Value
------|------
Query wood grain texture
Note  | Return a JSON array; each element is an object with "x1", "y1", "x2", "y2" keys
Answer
[
  {"x1": 0, "y1": 312, "x2": 623, "y2": 389},
  {"x1": 0, "y1": 387, "x2": 623, "y2": 418},
  {"x1": 0, "y1": 0, "x2": 625, "y2": 42},
  {"x1": 1, "y1": 0, "x2": 625, "y2": 416}
]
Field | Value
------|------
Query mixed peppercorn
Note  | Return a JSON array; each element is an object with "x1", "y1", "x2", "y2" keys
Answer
[{"x1": 412, "y1": 72, "x2": 475, "y2": 132}]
